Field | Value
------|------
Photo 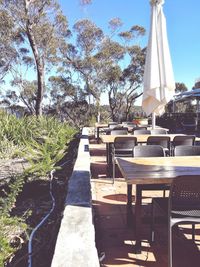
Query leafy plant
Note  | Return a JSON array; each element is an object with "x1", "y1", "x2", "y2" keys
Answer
[
  {"x1": 0, "y1": 216, "x2": 27, "y2": 266},
  {"x1": 0, "y1": 113, "x2": 77, "y2": 265}
]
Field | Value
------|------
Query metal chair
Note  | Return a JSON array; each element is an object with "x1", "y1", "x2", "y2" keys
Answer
[
  {"x1": 106, "y1": 126, "x2": 128, "y2": 135},
  {"x1": 133, "y1": 145, "x2": 169, "y2": 218},
  {"x1": 174, "y1": 145, "x2": 200, "y2": 156},
  {"x1": 110, "y1": 128, "x2": 128, "y2": 135},
  {"x1": 109, "y1": 124, "x2": 122, "y2": 129},
  {"x1": 168, "y1": 175, "x2": 200, "y2": 267},
  {"x1": 150, "y1": 128, "x2": 168, "y2": 134},
  {"x1": 112, "y1": 136, "x2": 137, "y2": 183},
  {"x1": 122, "y1": 122, "x2": 138, "y2": 133},
  {"x1": 147, "y1": 136, "x2": 171, "y2": 156},
  {"x1": 134, "y1": 144, "x2": 165, "y2": 157},
  {"x1": 133, "y1": 129, "x2": 151, "y2": 135},
  {"x1": 171, "y1": 135, "x2": 195, "y2": 155},
  {"x1": 151, "y1": 175, "x2": 200, "y2": 267},
  {"x1": 121, "y1": 121, "x2": 136, "y2": 126},
  {"x1": 151, "y1": 146, "x2": 200, "y2": 244}
]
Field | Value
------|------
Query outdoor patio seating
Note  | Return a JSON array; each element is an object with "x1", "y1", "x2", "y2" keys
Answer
[
  {"x1": 134, "y1": 144, "x2": 165, "y2": 157},
  {"x1": 112, "y1": 136, "x2": 137, "y2": 183},
  {"x1": 151, "y1": 175, "x2": 200, "y2": 267},
  {"x1": 174, "y1": 145, "x2": 200, "y2": 156},
  {"x1": 150, "y1": 128, "x2": 168, "y2": 134},
  {"x1": 108, "y1": 123, "x2": 122, "y2": 129},
  {"x1": 133, "y1": 129, "x2": 151, "y2": 135},
  {"x1": 147, "y1": 135, "x2": 171, "y2": 156},
  {"x1": 151, "y1": 146, "x2": 200, "y2": 243},
  {"x1": 108, "y1": 122, "x2": 118, "y2": 126},
  {"x1": 110, "y1": 128, "x2": 128, "y2": 135},
  {"x1": 133, "y1": 144, "x2": 169, "y2": 205},
  {"x1": 171, "y1": 135, "x2": 195, "y2": 155}
]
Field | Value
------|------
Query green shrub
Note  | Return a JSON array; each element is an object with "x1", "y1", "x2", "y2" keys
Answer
[
  {"x1": 0, "y1": 113, "x2": 78, "y2": 265},
  {"x1": 0, "y1": 216, "x2": 27, "y2": 267}
]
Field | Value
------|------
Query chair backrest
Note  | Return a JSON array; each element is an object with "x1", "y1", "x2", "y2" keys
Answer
[
  {"x1": 174, "y1": 145, "x2": 200, "y2": 156},
  {"x1": 133, "y1": 129, "x2": 151, "y2": 135},
  {"x1": 121, "y1": 121, "x2": 135, "y2": 125},
  {"x1": 122, "y1": 122, "x2": 138, "y2": 129},
  {"x1": 109, "y1": 124, "x2": 121, "y2": 129},
  {"x1": 108, "y1": 122, "x2": 118, "y2": 126},
  {"x1": 150, "y1": 129, "x2": 168, "y2": 135},
  {"x1": 172, "y1": 135, "x2": 195, "y2": 147},
  {"x1": 169, "y1": 175, "x2": 200, "y2": 215},
  {"x1": 147, "y1": 136, "x2": 170, "y2": 149},
  {"x1": 114, "y1": 136, "x2": 137, "y2": 149},
  {"x1": 134, "y1": 145, "x2": 165, "y2": 157},
  {"x1": 110, "y1": 128, "x2": 128, "y2": 135}
]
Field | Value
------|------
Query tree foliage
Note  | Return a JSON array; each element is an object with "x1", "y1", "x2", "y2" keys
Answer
[
  {"x1": 1, "y1": 0, "x2": 70, "y2": 115},
  {"x1": 175, "y1": 82, "x2": 188, "y2": 93},
  {"x1": 1, "y1": 1, "x2": 148, "y2": 123}
]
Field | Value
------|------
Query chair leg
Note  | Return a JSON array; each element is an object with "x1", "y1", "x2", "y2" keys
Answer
[
  {"x1": 168, "y1": 221, "x2": 173, "y2": 267},
  {"x1": 163, "y1": 190, "x2": 166, "y2": 197},
  {"x1": 112, "y1": 156, "x2": 115, "y2": 184},
  {"x1": 169, "y1": 223, "x2": 182, "y2": 267},
  {"x1": 151, "y1": 200, "x2": 156, "y2": 243},
  {"x1": 192, "y1": 223, "x2": 195, "y2": 241}
]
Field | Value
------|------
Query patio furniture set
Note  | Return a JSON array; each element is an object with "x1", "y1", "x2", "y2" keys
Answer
[{"x1": 96, "y1": 126, "x2": 200, "y2": 267}]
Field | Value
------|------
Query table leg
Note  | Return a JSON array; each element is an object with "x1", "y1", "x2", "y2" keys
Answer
[
  {"x1": 97, "y1": 127, "x2": 100, "y2": 144},
  {"x1": 106, "y1": 143, "x2": 109, "y2": 164},
  {"x1": 127, "y1": 184, "x2": 133, "y2": 227},
  {"x1": 107, "y1": 143, "x2": 113, "y2": 177},
  {"x1": 134, "y1": 185, "x2": 142, "y2": 253}
]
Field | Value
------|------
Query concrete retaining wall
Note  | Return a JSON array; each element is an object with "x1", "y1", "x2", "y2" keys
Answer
[{"x1": 51, "y1": 128, "x2": 99, "y2": 267}]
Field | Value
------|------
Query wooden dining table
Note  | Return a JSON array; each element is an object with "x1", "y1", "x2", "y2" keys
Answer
[
  {"x1": 115, "y1": 155, "x2": 200, "y2": 252},
  {"x1": 95, "y1": 123, "x2": 109, "y2": 144},
  {"x1": 100, "y1": 133, "x2": 186, "y2": 167},
  {"x1": 95, "y1": 122, "x2": 169, "y2": 144}
]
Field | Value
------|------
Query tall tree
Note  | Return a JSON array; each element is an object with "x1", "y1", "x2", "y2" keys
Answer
[
  {"x1": 96, "y1": 19, "x2": 146, "y2": 121},
  {"x1": 0, "y1": 6, "x2": 17, "y2": 82},
  {"x1": 60, "y1": 19, "x2": 104, "y2": 121},
  {"x1": 2, "y1": 0, "x2": 69, "y2": 115}
]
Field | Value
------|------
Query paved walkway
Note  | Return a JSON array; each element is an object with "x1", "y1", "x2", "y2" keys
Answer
[{"x1": 90, "y1": 137, "x2": 200, "y2": 267}]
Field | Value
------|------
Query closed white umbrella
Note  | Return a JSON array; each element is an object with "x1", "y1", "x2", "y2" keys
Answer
[{"x1": 142, "y1": 0, "x2": 175, "y2": 129}]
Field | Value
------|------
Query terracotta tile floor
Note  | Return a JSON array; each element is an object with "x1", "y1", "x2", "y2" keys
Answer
[{"x1": 90, "y1": 137, "x2": 200, "y2": 267}]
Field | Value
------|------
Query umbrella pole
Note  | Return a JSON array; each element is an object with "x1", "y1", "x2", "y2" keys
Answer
[{"x1": 152, "y1": 112, "x2": 156, "y2": 129}]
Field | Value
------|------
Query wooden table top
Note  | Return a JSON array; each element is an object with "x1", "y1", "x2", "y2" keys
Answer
[
  {"x1": 116, "y1": 156, "x2": 200, "y2": 185},
  {"x1": 95, "y1": 122, "x2": 169, "y2": 130},
  {"x1": 100, "y1": 134, "x2": 186, "y2": 144}
]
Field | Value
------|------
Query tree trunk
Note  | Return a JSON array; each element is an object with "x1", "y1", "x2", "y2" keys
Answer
[
  {"x1": 35, "y1": 65, "x2": 44, "y2": 116},
  {"x1": 25, "y1": 0, "x2": 44, "y2": 116},
  {"x1": 96, "y1": 98, "x2": 100, "y2": 123}
]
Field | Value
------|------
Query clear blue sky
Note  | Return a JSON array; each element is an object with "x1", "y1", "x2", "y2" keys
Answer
[{"x1": 59, "y1": 0, "x2": 200, "y2": 102}]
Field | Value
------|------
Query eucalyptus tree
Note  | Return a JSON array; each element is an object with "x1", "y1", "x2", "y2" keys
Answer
[
  {"x1": 2, "y1": 0, "x2": 70, "y2": 115},
  {"x1": 58, "y1": 19, "x2": 104, "y2": 121},
  {"x1": 48, "y1": 75, "x2": 92, "y2": 127},
  {"x1": 0, "y1": 80, "x2": 37, "y2": 115},
  {"x1": 175, "y1": 82, "x2": 188, "y2": 93},
  {"x1": 96, "y1": 19, "x2": 146, "y2": 121},
  {"x1": 120, "y1": 43, "x2": 146, "y2": 120},
  {"x1": 0, "y1": 6, "x2": 16, "y2": 82}
]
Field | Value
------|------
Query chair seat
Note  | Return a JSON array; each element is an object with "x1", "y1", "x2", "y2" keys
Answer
[
  {"x1": 139, "y1": 184, "x2": 170, "y2": 191},
  {"x1": 114, "y1": 148, "x2": 133, "y2": 157},
  {"x1": 151, "y1": 175, "x2": 200, "y2": 251},
  {"x1": 171, "y1": 210, "x2": 200, "y2": 218}
]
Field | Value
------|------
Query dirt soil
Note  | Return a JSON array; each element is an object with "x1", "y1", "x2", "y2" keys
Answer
[{"x1": 3, "y1": 137, "x2": 78, "y2": 267}]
